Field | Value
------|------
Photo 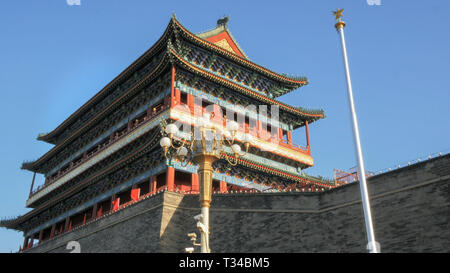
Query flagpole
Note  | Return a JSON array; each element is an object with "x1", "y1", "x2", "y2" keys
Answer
[{"x1": 334, "y1": 10, "x2": 379, "y2": 253}]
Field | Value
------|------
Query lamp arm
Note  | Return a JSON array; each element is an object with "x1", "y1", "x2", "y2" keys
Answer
[
  {"x1": 223, "y1": 153, "x2": 239, "y2": 166},
  {"x1": 170, "y1": 135, "x2": 188, "y2": 149}
]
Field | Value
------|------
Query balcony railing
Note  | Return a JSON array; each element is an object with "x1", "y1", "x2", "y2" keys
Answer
[{"x1": 172, "y1": 102, "x2": 311, "y2": 155}]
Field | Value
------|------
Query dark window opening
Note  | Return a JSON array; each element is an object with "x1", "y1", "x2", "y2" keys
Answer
[
  {"x1": 118, "y1": 188, "x2": 132, "y2": 205},
  {"x1": 175, "y1": 171, "x2": 191, "y2": 191},
  {"x1": 282, "y1": 130, "x2": 288, "y2": 143},
  {"x1": 181, "y1": 92, "x2": 188, "y2": 104},
  {"x1": 212, "y1": 180, "x2": 221, "y2": 192},
  {"x1": 97, "y1": 199, "x2": 111, "y2": 217},
  {"x1": 202, "y1": 100, "x2": 214, "y2": 111},
  {"x1": 84, "y1": 208, "x2": 93, "y2": 222},
  {"x1": 41, "y1": 227, "x2": 52, "y2": 241},
  {"x1": 54, "y1": 221, "x2": 65, "y2": 237},
  {"x1": 70, "y1": 212, "x2": 85, "y2": 228},
  {"x1": 137, "y1": 179, "x2": 150, "y2": 196},
  {"x1": 156, "y1": 172, "x2": 166, "y2": 190}
]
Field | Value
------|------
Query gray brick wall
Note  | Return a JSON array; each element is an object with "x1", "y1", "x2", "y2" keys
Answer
[{"x1": 26, "y1": 154, "x2": 450, "y2": 253}]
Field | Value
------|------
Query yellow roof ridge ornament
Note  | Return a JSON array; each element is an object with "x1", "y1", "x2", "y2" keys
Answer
[{"x1": 333, "y1": 8, "x2": 346, "y2": 30}]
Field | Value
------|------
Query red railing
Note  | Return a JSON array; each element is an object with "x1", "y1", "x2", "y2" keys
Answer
[{"x1": 172, "y1": 102, "x2": 310, "y2": 155}]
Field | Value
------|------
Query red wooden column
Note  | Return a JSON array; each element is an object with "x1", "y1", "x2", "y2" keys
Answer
[
  {"x1": 23, "y1": 237, "x2": 29, "y2": 250},
  {"x1": 92, "y1": 203, "x2": 98, "y2": 219},
  {"x1": 97, "y1": 205, "x2": 103, "y2": 218},
  {"x1": 29, "y1": 172, "x2": 36, "y2": 197},
  {"x1": 305, "y1": 120, "x2": 310, "y2": 152},
  {"x1": 150, "y1": 175, "x2": 157, "y2": 194},
  {"x1": 191, "y1": 173, "x2": 199, "y2": 193},
  {"x1": 166, "y1": 167, "x2": 175, "y2": 191},
  {"x1": 175, "y1": 89, "x2": 181, "y2": 106},
  {"x1": 287, "y1": 131, "x2": 293, "y2": 145},
  {"x1": 278, "y1": 128, "x2": 283, "y2": 143},
  {"x1": 49, "y1": 224, "x2": 56, "y2": 239},
  {"x1": 29, "y1": 234, "x2": 35, "y2": 248},
  {"x1": 111, "y1": 194, "x2": 120, "y2": 212},
  {"x1": 187, "y1": 94, "x2": 195, "y2": 114},
  {"x1": 131, "y1": 184, "x2": 140, "y2": 201},
  {"x1": 170, "y1": 66, "x2": 176, "y2": 108},
  {"x1": 64, "y1": 217, "x2": 70, "y2": 232},
  {"x1": 38, "y1": 230, "x2": 43, "y2": 244},
  {"x1": 220, "y1": 181, "x2": 227, "y2": 193}
]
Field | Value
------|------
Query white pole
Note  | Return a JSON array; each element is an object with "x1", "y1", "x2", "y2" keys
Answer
[
  {"x1": 335, "y1": 18, "x2": 379, "y2": 253},
  {"x1": 201, "y1": 206, "x2": 210, "y2": 253}
]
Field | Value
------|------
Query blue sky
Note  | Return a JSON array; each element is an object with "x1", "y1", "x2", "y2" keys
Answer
[{"x1": 0, "y1": 0, "x2": 449, "y2": 252}]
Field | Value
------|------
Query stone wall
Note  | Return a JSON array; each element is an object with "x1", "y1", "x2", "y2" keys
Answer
[
  {"x1": 26, "y1": 154, "x2": 450, "y2": 253},
  {"x1": 26, "y1": 193, "x2": 165, "y2": 253}
]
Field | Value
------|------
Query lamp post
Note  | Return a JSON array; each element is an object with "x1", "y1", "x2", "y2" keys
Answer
[
  {"x1": 160, "y1": 113, "x2": 253, "y2": 253},
  {"x1": 333, "y1": 9, "x2": 379, "y2": 253}
]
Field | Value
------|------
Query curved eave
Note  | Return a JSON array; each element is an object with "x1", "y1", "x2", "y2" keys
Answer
[
  {"x1": 292, "y1": 111, "x2": 327, "y2": 129},
  {"x1": 22, "y1": 49, "x2": 173, "y2": 174},
  {"x1": 169, "y1": 47, "x2": 325, "y2": 122},
  {"x1": 172, "y1": 17, "x2": 308, "y2": 90},
  {"x1": 0, "y1": 218, "x2": 24, "y2": 231},
  {"x1": 270, "y1": 79, "x2": 310, "y2": 98},
  {"x1": 220, "y1": 153, "x2": 336, "y2": 188},
  {"x1": 22, "y1": 161, "x2": 36, "y2": 172},
  {"x1": 37, "y1": 20, "x2": 176, "y2": 144}
]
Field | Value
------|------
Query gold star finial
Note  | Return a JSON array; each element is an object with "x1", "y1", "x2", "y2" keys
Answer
[
  {"x1": 333, "y1": 8, "x2": 346, "y2": 30},
  {"x1": 333, "y1": 8, "x2": 344, "y2": 21}
]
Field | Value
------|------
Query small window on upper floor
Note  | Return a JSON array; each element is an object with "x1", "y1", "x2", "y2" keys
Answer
[
  {"x1": 180, "y1": 92, "x2": 188, "y2": 104},
  {"x1": 282, "y1": 130, "x2": 289, "y2": 143}
]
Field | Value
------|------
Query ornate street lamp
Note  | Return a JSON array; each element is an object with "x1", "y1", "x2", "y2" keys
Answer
[{"x1": 159, "y1": 113, "x2": 253, "y2": 253}]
